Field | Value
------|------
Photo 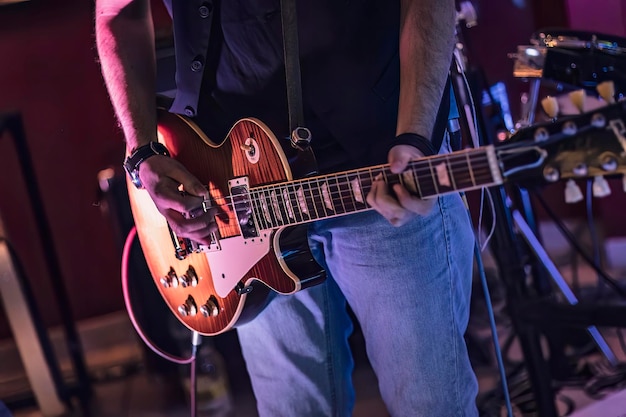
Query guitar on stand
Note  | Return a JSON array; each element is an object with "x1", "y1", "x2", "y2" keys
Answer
[
  {"x1": 127, "y1": 96, "x2": 626, "y2": 337},
  {"x1": 483, "y1": 30, "x2": 626, "y2": 417}
]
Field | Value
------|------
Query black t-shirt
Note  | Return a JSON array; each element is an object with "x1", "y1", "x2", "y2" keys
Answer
[{"x1": 163, "y1": 0, "x2": 445, "y2": 173}]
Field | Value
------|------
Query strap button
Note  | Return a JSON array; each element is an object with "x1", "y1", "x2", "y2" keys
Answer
[
  {"x1": 199, "y1": 3, "x2": 213, "y2": 18},
  {"x1": 184, "y1": 106, "x2": 196, "y2": 117}
]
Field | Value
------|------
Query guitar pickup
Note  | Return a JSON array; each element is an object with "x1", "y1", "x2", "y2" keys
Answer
[{"x1": 228, "y1": 177, "x2": 260, "y2": 240}]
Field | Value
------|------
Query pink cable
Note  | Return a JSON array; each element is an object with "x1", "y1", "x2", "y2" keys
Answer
[{"x1": 121, "y1": 226, "x2": 195, "y2": 365}]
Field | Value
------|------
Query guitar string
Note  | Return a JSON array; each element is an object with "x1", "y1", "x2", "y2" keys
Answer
[
  {"x1": 242, "y1": 154, "x2": 498, "y2": 227},
  {"x1": 204, "y1": 145, "x2": 541, "y2": 226},
  {"x1": 211, "y1": 152, "x2": 499, "y2": 213}
]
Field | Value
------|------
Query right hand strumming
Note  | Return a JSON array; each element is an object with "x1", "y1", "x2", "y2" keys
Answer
[{"x1": 136, "y1": 154, "x2": 218, "y2": 245}]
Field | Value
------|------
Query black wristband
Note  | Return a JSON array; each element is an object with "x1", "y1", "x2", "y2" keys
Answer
[
  {"x1": 392, "y1": 133, "x2": 437, "y2": 157},
  {"x1": 123, "y1": 141, "x2": 170, "y2": 189}
]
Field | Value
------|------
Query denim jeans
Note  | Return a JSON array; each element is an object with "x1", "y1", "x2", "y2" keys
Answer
[{"x1": 237, "y1": 187, "x2": 479, "y2": 416}]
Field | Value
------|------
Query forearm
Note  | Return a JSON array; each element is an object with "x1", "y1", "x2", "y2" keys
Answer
[
  {"x1": 95, "y1": 0, "x2": 157, "y2": 152},
  {"x1": 397, "y1": 0, "x2": 456, "y2": 138}
]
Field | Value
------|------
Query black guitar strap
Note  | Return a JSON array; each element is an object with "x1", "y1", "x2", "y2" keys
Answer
[
  {"x1": 279, "y1": 0, "x2": 312, "y2": 151},
  {"x1": 279, "y1": 0, "x2": 452, "y2": 154}
]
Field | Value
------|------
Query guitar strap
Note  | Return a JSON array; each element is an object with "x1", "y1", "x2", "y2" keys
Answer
[
  {"x1": 279, "y1": 0, "x2": 452, "y2": 154},
  {"x1": 279, "y1": 0, "x2": 311, "y2": 151}
]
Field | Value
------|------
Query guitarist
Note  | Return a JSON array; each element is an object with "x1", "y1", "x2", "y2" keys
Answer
[{"x1": 95, "y1": 0, "x2": 479, "y2": 416}]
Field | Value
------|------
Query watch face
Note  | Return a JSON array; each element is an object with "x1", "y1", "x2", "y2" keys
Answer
[{"x1": 130, "y1": 170, "x2": 143, "y2": 188}]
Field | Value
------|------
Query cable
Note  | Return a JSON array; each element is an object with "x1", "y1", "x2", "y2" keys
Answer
[
  {"x1": 477, "y1": 187, "x2": 497, "y2": 252},
  {"x1": 122, "y1": 226, "x2": 201, "y2": 416},
  {"x1": 463, "y1": 195, "x2": 514, "y2": 417},
  {"x1": 122, "y1": 226, "x2": 196, "y2": 365}
]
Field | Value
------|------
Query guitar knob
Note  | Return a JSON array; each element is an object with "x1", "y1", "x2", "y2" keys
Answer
[
  {"x1": 569, "y1": 89, "x2": 586, "y2": 113},
  {"x1": 572, "y1": 163, "x2": 588, "y2": 177},
  {"x1": 591, "y1": 113, "x2": 607, "y2": 128},
  {"x1": 622, "y1": 175, "x2": 626, "y2": 193},
  {"x1": 564, "y1": 180, "x2": 584, "y2": 204},
  {"x1": 534, "y1": 127, "x2": 550, "y2": 142},
  {"x1": 592, "y1": 176, "x2": 611, "y2": 198},
  {"x1": 541, "y1": 96, "x2": 559, "y2": 119},
  {"x1": 179, "y1": 266, "x2": 199, "y2": 288},
  {"x1": 178, "y1": 297, "x2": 197, "y2": 317},
  {"x1": 179, "y1": 273, "x2": 198, "y2": 287},
  {"x1": 601, "y1": 155, "x2": 618, "y2": 172},
  {"x1": 200, "y1": 297, "x2": 220, "y2": 317},
  {"x1": 160, "y1": 268, "x2": 179, "y2": 288},
  {"x1": 543, "y1": 166, "x2": 560, "y2": 182},
  {"x1": 562, "y1": 121, "x2": 577, "y2": 136},
  {"x1": 596, "y1": 81, "x2": 616, "y2": 104}
]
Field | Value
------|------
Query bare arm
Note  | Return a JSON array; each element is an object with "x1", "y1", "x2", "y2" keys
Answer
[
  {"x1": 397, "y1": 0, "x2": 456, "y2": 138},
  {"x1": 368, "y1": 0, "x2": 456, "y2": 225},
  {"x1": 95, "y1": 0, "x2": 157, "y2": 152},
  {"x1": 95, "y1": 0, "x2": 215, "y2": 242}
]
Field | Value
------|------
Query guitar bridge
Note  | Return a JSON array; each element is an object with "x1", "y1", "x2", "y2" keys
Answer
[
  {"x1": 168, "y1": 224, "x2": 220, "y2": 260},
  {"x1": 229, "y1": 177, "x2": 260, "y2": 239}
]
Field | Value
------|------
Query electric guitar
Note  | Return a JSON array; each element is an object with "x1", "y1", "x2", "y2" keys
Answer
[{"x1": 127, "y1": 100, "x2": 626, "y2": 336}]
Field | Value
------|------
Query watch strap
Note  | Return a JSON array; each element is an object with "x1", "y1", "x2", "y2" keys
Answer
[{"x1": 123, "y1": 141, "x2": 170, "y2": 188}]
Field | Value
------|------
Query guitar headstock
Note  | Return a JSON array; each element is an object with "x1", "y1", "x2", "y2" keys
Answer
[{"x1": 498, "y1": 98, "x2": 626, "y2": 201}]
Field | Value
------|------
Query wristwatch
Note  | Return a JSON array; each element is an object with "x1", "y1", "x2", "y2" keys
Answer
[{"x1": 123, "y1": 141, "x2": 170, "y2": 189}]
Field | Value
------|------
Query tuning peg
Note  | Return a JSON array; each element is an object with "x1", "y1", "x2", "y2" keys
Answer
[
  {"x1": 569, "y1": 89, "x2": 587, "y2": 113},
  {"x1": 592, "y1": 176, "x2": 611, "y2": 198},
  {"x1": 565, "y1": 179, "x2": 584, "y2": 203},
  {"x1": 541, "y1": 96, "x2": 560, "y2": 119},
  {"x1": 596, "y1": 81, "x2": 616, "y2": 104}
]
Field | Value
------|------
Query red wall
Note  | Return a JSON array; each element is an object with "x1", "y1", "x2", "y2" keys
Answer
[
  {"x1": 0, "y1": 1, "x2": 126, "y2": 337},
  {"x1": 566, "y1": 0, "x2": 626, "y2": 37}
]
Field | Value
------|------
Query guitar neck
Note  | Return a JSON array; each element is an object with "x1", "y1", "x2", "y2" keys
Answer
[{"x1": 248, "y1": 145, "x2": 503, "y2": 229}]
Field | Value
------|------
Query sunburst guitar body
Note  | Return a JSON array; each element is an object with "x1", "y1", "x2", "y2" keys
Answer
[{"x1": 127, "y1": 109, "x2": 326, "y2": 336}]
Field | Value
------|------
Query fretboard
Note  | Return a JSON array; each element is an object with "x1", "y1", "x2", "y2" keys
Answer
[{"x1": 248, "y1": 145, "x2": 502, "y2": 230}]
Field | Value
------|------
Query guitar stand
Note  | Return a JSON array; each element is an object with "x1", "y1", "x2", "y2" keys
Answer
[
  {"x1": 510, "y1": 207, "x2": 618, "y2": 366},
  {"x1": 486, "y1": 183, "x2": 626, "y2": 417},
  {"x1": 0, "y1": 113, "x2": 92, "y2": 414}
]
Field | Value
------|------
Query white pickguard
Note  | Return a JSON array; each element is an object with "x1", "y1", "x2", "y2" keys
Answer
[{"x1": 206, "y1": 233, "x2": 271, "y2": 298}]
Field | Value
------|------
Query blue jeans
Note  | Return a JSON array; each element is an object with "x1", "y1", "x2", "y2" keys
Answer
[{"x1": 237, "y1": 192, "x2": 478, "y2": 417}]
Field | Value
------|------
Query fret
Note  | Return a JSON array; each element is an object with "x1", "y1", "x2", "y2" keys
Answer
[
  {"x1": 290, "y1": 182, "x2": 308, "y2": 223},
  {"x1": 469, "y1": 151, "x2": 494, "y2": 186},
  {"x1": 411, "y1": 162, "x2": 424, "y2": 198},
  {"x1": 275, "y1": 185, "x2": 295, "y2": 226},
  {"x1": 280, "y1": 186, "x2": 295, "y2": 221},
  {"x1": 269, "y1": 189, "x2": 285, "y2": 225},
  {"x1": 466, "y1": 152, "x2": 485, "y2": 184},
  {"x1": 250, "y1": 189, "x2": 269, "y2": 231},
  {"x1": 320, "y1": 181, "x2": 336, "y2": 213},
  {"x1": 293, "y1": 182, "x2": 311, "y2": 219},
  {"x1": 339, "y1": 173, "x2": 358, "y2": 213},
  {"x1": 259, "y1": 190, "x2": 275, "y2": 226},
  {"x1": 314, "y1": 178, "x2": 331, "y2": 219},
  {"x1": 427, "y1": 159, "x2": 440, "y2": 196},
  {"x1": 445, "y1": 154, "x2": 458, "y2": 190},
  {"x1": 363, "y1": 167, "x2": 377, "y2": 201},
  {"x1": 302, "y1": 179, "x2": 322, "y2": 221},
  {"x1": 349, "y1": 174, "x2": 365, "y2": 205},
  {"x1": 265, "y1": 187, "x2": 283, "y2": 226},
  {"x1": 447, "y1": 154, "x2": 465, "y2": 190},
  {"x1": 328, "y1": 175, "x2": 348, "y2": 215},
  {"x1": 465, "y1": 152, "x2": 476, "y2": 187},
  {"x1": 411, "y1": 160, "x2": 436, "y2": 197}
]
